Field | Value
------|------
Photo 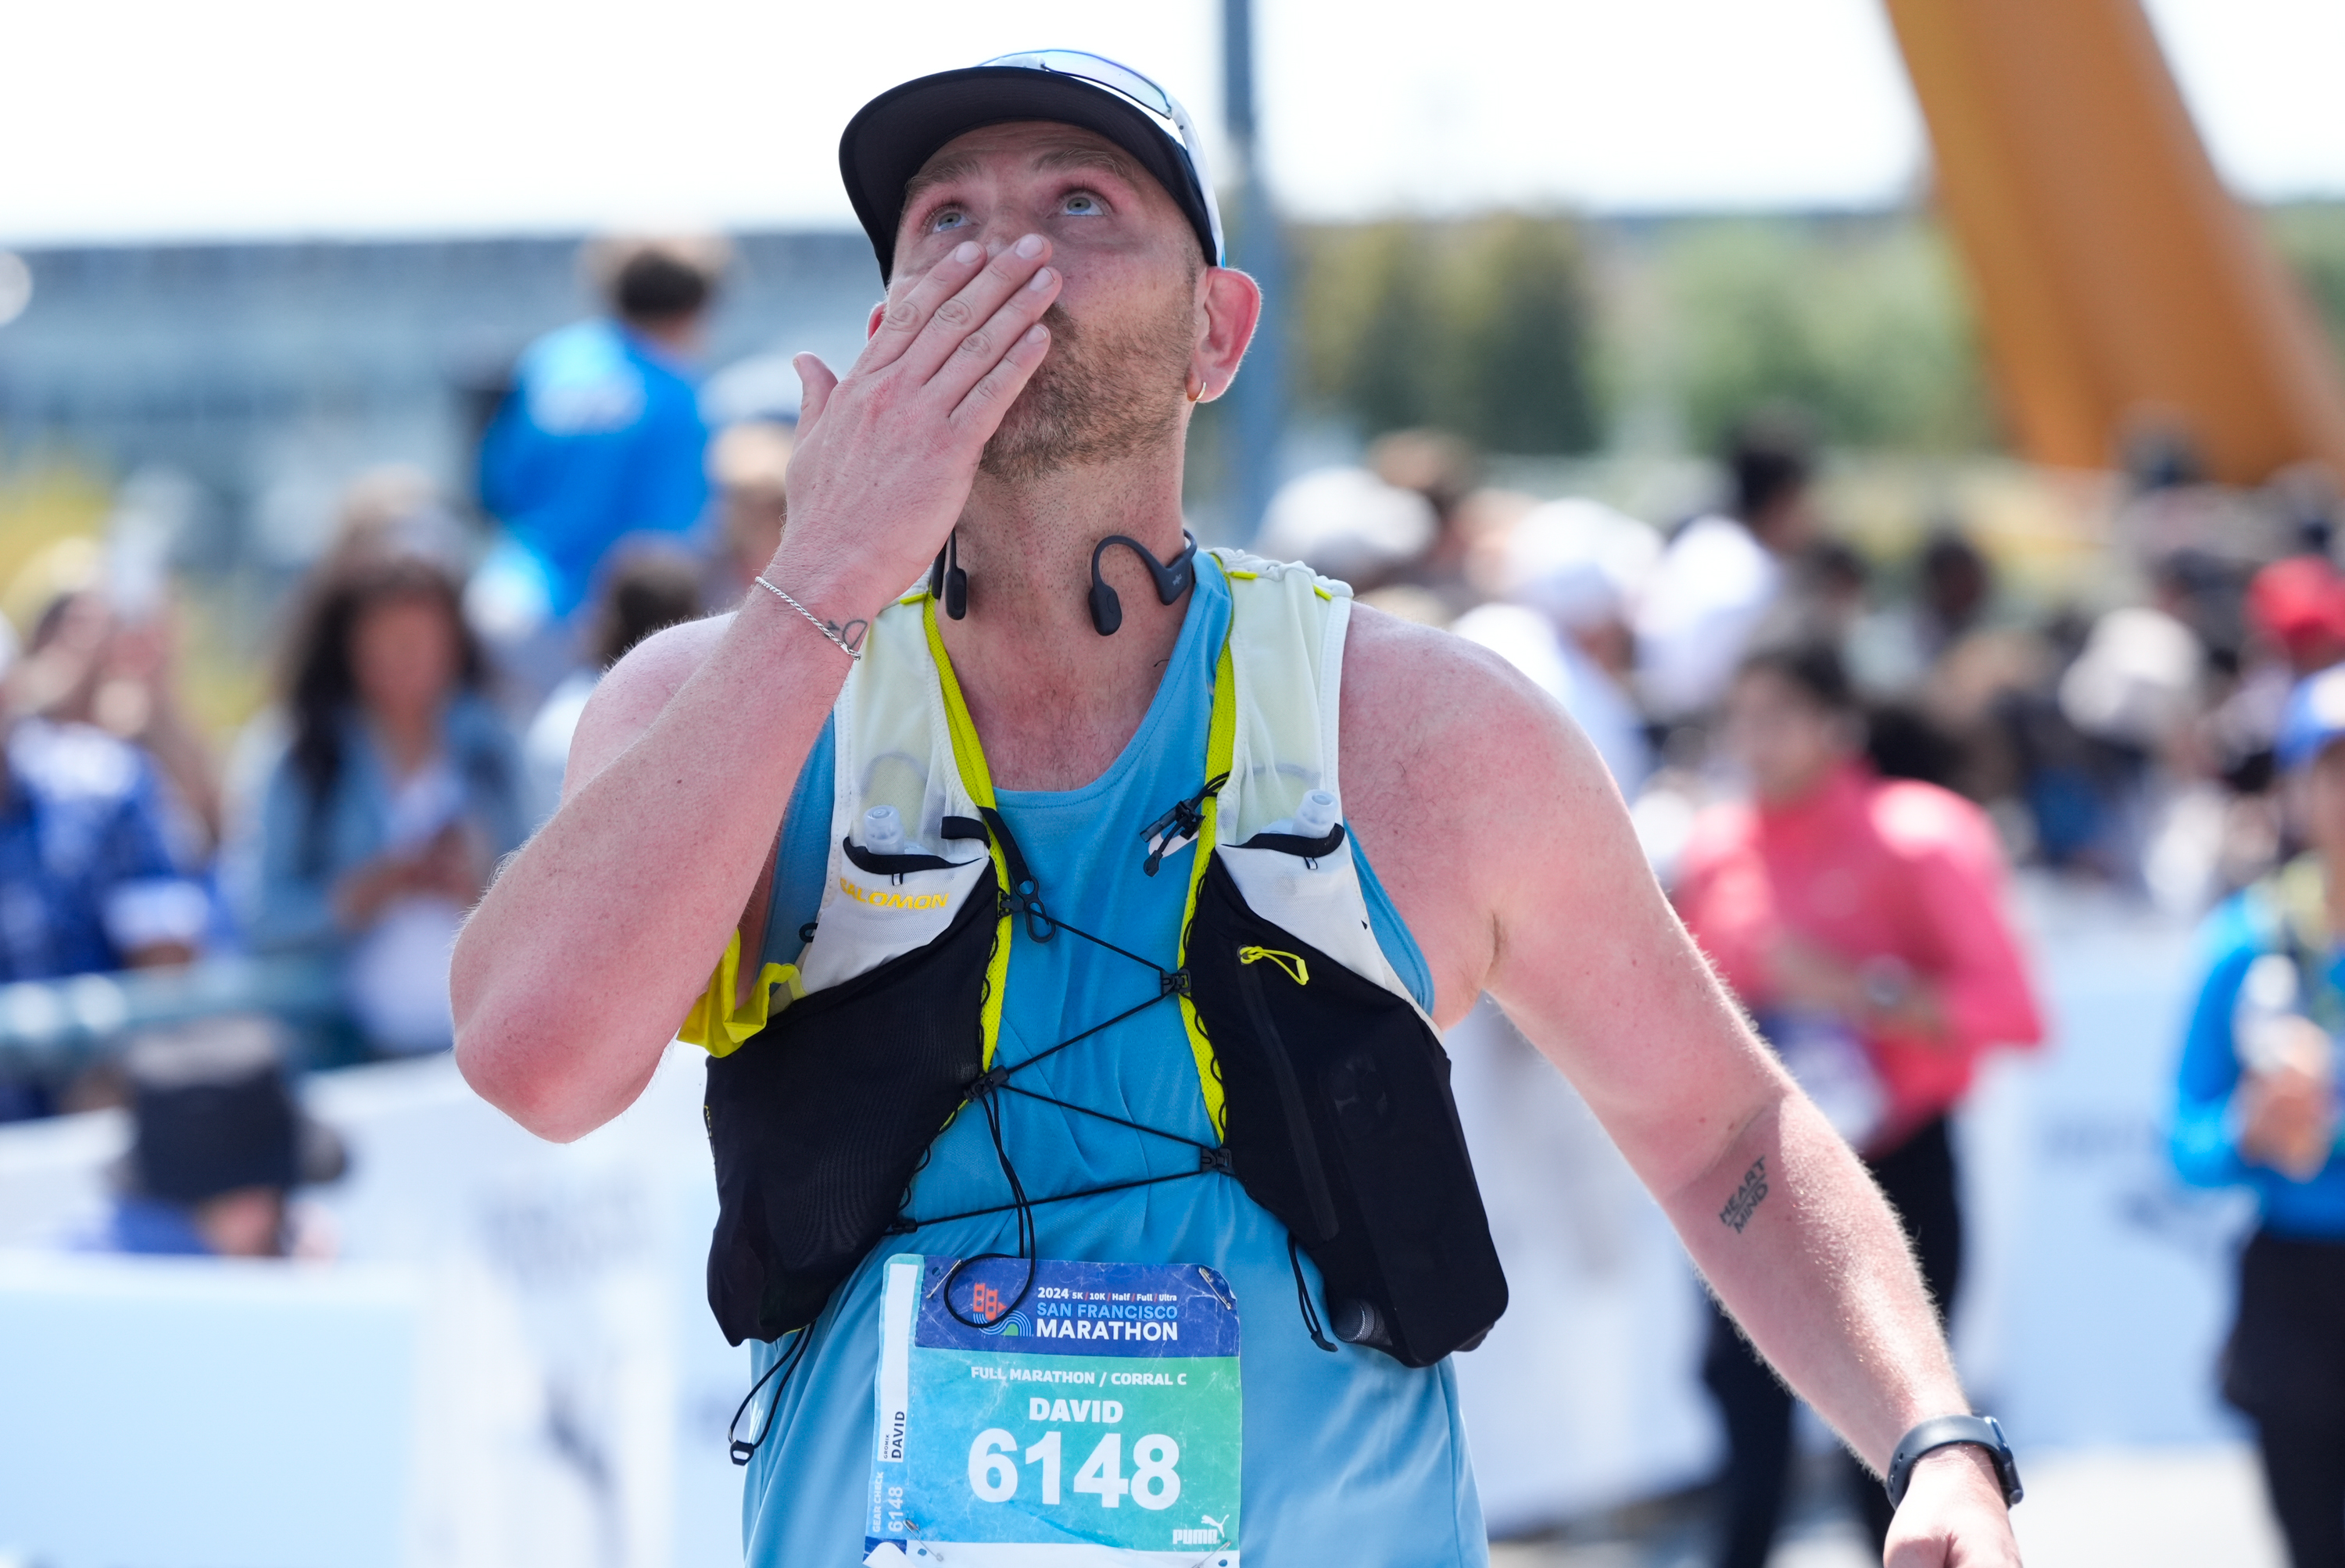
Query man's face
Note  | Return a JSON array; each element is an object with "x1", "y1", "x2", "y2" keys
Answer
[{"x1": 893, "y1": 122, "x2": 1205, "y2": 479}]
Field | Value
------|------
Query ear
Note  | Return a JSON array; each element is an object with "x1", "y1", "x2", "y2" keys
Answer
[
  {"x1": 867, "y1": 299, "x2": 889, "y2": 341},
  {"x1": 1190, "y1": 267, "x2": 1263, "y2": 405}
]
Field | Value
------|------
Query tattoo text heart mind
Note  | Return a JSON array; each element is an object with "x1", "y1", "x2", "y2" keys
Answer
[{"x1": 1720, "y1": 1157, "x2": 1769, "y2": 1233}]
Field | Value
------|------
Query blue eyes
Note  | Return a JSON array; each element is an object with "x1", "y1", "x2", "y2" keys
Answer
[{"x1": 927, "y1": 192, "x2": 1104, "y2": 234}]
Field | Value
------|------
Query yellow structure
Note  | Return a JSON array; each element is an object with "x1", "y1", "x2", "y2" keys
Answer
[{"x1": 1885, "y1": 0, "x2": 2345, "y2": 484}]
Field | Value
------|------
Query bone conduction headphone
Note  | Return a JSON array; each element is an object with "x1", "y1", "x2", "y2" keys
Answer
[{"x1": 929, "y1": 530, "x2": 1198, "y2": 636}]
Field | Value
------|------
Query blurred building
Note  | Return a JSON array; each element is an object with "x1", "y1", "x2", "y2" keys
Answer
[{"x1": 0, "y1": 233, "x2": 875, "y2": 571}]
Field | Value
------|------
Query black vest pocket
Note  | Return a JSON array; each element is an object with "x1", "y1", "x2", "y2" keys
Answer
[
  {"x1": 704, "y1": 865, "x2": 999, "y2": 1344},
  {"x1": 1187, "y1": 856, "x2": 1509, "y2": 1367}
]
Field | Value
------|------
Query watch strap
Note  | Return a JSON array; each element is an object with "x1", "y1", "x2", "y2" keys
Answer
[{"x1": 1885, "y1": 1413, "x2": 2023, "y2": 1509}]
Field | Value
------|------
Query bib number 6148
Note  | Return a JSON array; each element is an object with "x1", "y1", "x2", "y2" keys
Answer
[{"x1": 968, "y1": 1429, "x2": 1182, "y2": 1511}]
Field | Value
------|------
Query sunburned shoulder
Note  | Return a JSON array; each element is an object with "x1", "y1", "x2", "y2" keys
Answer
[
  {"x1": 597, "y1": 611, "x2": 735, "y2": 708},
  {"x1": 1336, "y1": 603, "x2": 1638, "y2": 1021},
  {"x1": 561, "y1": 611, "x2": 735, "y2": 802},
  {"x1": 1338, "y1": 603, "x2": 1594, "y2": 785}
]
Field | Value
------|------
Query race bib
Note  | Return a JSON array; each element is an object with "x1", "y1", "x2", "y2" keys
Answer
[{"x1": 865, "y1": 1255, "x2": 1241, "y2": 1566}]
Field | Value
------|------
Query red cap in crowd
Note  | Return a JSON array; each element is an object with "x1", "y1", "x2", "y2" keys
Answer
[{"x1": 2247, "y1": 555, "x2": 2345, "y2": 675}]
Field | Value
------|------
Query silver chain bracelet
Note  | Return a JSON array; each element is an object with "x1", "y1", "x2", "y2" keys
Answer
[{"x1": 753, "y1": 576, "x2": 866, "y2": 661}]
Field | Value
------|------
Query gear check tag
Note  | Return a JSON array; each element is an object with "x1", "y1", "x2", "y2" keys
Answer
[{"x1": 865, "y1": 1255, "x2": 1241, "y2": 1566}]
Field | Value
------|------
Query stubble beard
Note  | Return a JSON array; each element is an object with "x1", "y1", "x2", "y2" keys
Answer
[{"x1": 979, "y1": 296, "x2": 1194, "y2": 482}]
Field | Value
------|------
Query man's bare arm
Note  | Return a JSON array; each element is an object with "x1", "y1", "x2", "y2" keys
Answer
[
  {"x1": 1341, "y1": 613, "x2": 2017, "y2": 1563},
  {"x1": 451, "y1": 235, "x2": 1065, "y2": 1141},
  {"x1": 449, "y1": 610, "x2": 836, "y2": 1140}
]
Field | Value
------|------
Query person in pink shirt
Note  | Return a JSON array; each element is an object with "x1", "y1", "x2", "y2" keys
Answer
[{"x1": 1675, "y1": 641, "x2": 2045, "y2": 1568}]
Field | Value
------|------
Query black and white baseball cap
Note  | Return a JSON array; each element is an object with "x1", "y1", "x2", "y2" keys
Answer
[{"x1": 840, "y1": 51, "x2": 1223, "y2": 283}]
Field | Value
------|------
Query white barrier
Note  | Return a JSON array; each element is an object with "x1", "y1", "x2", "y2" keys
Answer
[
  {"x1": 0, "y1": 1045, "x2": 746, "y2": 1568},
  {"x1": 0, "y1": 1253, "x2": 419, "y2": 1568}
]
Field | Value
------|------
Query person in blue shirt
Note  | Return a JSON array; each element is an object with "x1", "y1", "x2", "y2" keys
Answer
[
  {"x1": 0, "y1": 716, "x2": 207, "y2": 983},
  {"x1": 2173, "y1": 662, "x2": 2345, "y2": 1568},
  {"x1": 0, "y1": 706, "x2": 212, "y2": 1119},
  {"x1": 237, "y1": 550, "x2": 527, "y2": 1056},
  {"x1": 476, "y1": 237, "x2": 725, "y2": 643}
]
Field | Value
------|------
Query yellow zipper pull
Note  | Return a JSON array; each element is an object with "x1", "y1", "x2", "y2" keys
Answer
[{"x1": 1238, "y1": 946, "x2": 1309, "y2": 986}]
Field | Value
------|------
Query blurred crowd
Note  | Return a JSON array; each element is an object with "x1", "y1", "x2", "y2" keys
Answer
[
  {"x1": 1258, "y1": 410, "x2": 2345, "y2": 1566},
  {"x1": 0, "y1": 238, "x2": 782, "y2": 1156},
  {"x1": 1262, "y1": 413, "x2": 2345, "y2": 916}
]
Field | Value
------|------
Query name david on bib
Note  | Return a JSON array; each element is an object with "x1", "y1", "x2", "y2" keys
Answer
[{"x1": 866, "y1": 1255, "x2": 1241, "y2": 1566}]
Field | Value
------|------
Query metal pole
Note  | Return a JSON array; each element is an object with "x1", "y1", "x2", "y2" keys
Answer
[{"x1": 1221, "y1": 0, "x2": 1287, "y2": 541}]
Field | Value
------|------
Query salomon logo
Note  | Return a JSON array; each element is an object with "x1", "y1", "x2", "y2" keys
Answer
[{"x1": 838, "y1": 877, "x2": 949, "y2": 911}]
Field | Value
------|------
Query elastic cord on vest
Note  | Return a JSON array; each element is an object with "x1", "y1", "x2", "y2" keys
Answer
[
  {"x1": 726, "y1": 1323, "x2": 814, "y2": 1466},
  {"x1": 897, "y1": 799, "x2": 1244, "y2": 1328},
  {"x1": 887, "y1": 797, "x2": 1354, "y2": 1361},
  {"x1": 939, "y1": 1086, "x2": 1039, "y2": 1333},
  {"x1": 1289, "y1": 1233, "x2": 1338, "y2": 1354}
]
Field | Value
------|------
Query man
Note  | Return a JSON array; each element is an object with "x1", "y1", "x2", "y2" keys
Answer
[
  {"x1": 1634, "y1": 409, "x2": 1820, "y2": 723},
  {"x1": 474, "y1": 235, "x2": 726, "y2": 692},
  {"x1": 453, "y1": 53, "x2": 2021, "y2": 1566}
]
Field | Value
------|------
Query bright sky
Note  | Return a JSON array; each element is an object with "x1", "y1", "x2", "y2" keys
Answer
[{"x1": 2, "y1": 0, "x2": 2342, "y2": 245}]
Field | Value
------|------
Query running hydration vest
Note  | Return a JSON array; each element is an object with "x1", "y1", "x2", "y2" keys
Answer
[{"x1": 698, "y1": 550, "x2": 1509, "y2": 1369}]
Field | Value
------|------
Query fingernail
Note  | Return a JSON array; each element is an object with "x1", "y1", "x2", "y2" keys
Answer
[
  {"x1": 1015, "y1": 234, "x2": 1045, "y2": 259},
  {"x1": 1027, "y1": 267, "x2": 1054, "y2": 292},
  {"x1": 1026, "y1": 324, "x2": 1048, "y2": 342},
  {"x1": 954, "y1": 241, "x2": 981, "y2": 263}
]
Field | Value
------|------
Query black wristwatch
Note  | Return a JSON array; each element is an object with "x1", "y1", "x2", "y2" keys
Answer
[{"x1": 1885, "y1": 1414, "x2": 2023, "y2": 1509}]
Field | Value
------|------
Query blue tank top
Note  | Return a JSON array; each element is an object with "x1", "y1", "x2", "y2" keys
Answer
[{"x1": 738, "y1": 565, "x2": 1486, "y2": 1566}]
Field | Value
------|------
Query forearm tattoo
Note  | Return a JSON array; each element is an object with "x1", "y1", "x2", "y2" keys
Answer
[{"x1": 1720, "y1": 1157, "x2": 1769, "y2": 1233}]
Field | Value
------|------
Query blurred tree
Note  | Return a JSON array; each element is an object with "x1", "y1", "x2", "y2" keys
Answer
[
  {"x1": 1327, "y1": 223, "x2": 1446, "y2": 439},
  {"x1": 1452, "y1": 215, "x2": 1599, "y2": 453},
  {"x1": 1294, "y1": 213, "x2": 1598, "y2": 455},
  {"x1": 1653, "y1": 217, "x2": 1994, "y2": 456},
  {"x1": 2270, "y1": 202, "x2": 2345, "y2": 368}
]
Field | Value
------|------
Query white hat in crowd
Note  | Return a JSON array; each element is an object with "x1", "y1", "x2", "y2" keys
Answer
[
  {"x1": 1484, "y1": 498, "x2": 1659, "y2": 631},
  {"x1": 1257, "y1": 467, "x2": 1437, "y2": 586},
  {"x1": 2057, "y1": 605, "x2": 2204, "y2": 749}
]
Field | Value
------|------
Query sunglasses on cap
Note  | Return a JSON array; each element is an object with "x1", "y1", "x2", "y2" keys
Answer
[{"x1": 976, "y1": 50, "x2": 1225, "y2": 266}]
